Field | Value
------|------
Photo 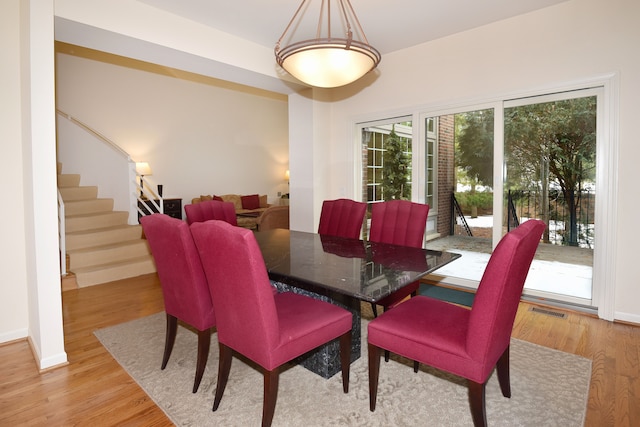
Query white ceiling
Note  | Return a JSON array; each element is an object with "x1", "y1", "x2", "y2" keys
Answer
[{"x1": 137, "y1": 0, "x2": 566, "y2": 54}]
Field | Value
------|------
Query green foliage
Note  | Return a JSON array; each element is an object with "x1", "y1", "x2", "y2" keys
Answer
[
  {"x1": 382, "y1": 126, "x2": 411, "y2": 199},
  {"x1": 456, "y1": 109, "x2": 494, "y2": 188},
  {"x1": 457, "y1": 191, "x2": 493, "y2": 212},
  {"x1": 504, "y1": 96, "x2": 596, "y2": 193}
]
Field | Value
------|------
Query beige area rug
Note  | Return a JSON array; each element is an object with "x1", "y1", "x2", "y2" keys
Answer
[{"x1": 95, "y1": 311, "x2": 591, "y2": 426}]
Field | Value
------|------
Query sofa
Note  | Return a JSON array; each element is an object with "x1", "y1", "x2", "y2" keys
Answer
[{"x1": 190, "y1": 194, "x2": 270, "y2": 229}]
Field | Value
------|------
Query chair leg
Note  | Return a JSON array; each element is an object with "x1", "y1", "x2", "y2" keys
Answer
[
  {"x1": 193, "y1": 328, "x2": 211, "y2": 393},
  {"x1": 339, "y1": 330, "x2": 352, "y2": 393},
  {"x1": 468, "y1": 380, "x2": 487, "y2": 427},
  {"x1": 212, "y1": 343, "x2": 233, "y2": 412},
  {"x1": 413, "y1": 360, "x2": 420, "y2": 373},
  {"x1": 161, "y1": 314, "x2": 178, "y2": 369},
  {"x1": 262, "y1": 368, "x2": 279, "y2": 427},
  {"x1": 368, "y1": 343, "x2": 381, "y2": 412},
  {"x1": 496, "y1": 345, "x2": 511, "y2": 398},
  {"x1": 370, "y1": 302, "x2": 378, "y2": 318}
]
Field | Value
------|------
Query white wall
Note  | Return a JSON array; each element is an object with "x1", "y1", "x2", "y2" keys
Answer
[
  {"x1": 325, "y1": 0, "x2": 640, "y2": 322},
  {"x1": 0, "y1": 0, "x2": 67, "y2": 368},
  {"x1": 0, "y1": 0, "x2": 30, "y2": 344},
  {"x1": 55, "y1": 49, "x2": 289, "y2": 211}
]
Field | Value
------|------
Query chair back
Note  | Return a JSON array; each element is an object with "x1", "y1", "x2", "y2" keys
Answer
[
  {"x1": 185, "y1": 200, "x2": 238, "y2": 226},
  {"x1": 369, "y1": 200, "x2": 429, "y2": 248},
  {"x1": 467, "y1": 219, "x2": 546, "y2": 364},
  {"x1": 140, "y1": 214, "x2": 215, "y2": 331},
  {"x1": 257, "y1": 205, "x2": 289, "y2": 231},
  {"x1": 190, "y1": 220, "x2": 279, "y2": 367},
  {"x1": 318, "y1": 198, "x2": 367, "y2": 239}
]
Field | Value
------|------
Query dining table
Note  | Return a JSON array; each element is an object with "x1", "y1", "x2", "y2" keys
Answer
[{"x1": 253, "y1": 229, "x2": 461, "y2": 378}]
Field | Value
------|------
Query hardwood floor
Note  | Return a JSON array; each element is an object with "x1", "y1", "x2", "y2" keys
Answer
[{"x1": 1, "y1": 273, "x2": 638, "y2": 426}]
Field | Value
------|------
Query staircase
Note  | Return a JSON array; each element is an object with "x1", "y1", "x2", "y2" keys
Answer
[{"x1": 58, "y1": 170, "x2": 156, "y2": 289}]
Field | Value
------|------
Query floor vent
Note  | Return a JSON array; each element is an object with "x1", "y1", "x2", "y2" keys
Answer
[{"x1": 529, "y1": 306, "x2": 567, "y2": 318}]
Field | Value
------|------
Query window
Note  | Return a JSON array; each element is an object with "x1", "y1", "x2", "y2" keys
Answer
[{"x1": 363, "y1": 120, "x2": 412, "y2": 205}]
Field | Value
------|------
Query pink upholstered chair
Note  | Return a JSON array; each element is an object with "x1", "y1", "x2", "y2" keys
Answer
[
  {"x1": 184, "y1": 200, "x2": 237, "y2": 226},
  {"x1": 140, "y1": 213, "x2": 216, "y2": 393},
  {"x1": 367, "y1": 219, "x2": 545, "y2": 427},
  {"x1": 318, "y1": 198, "x2": 367, "y2": 239},
  {"x1": 369, "y1": 200, "x2": 430, "y2": 318},
  {"x1": 190, "y1": 220, "x2": 353, "y2": 427}
]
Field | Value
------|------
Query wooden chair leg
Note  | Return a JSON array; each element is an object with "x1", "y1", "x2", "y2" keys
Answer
[
  {"x1": 370, "y1": 302, "x2": 378, "y2": 318},
  {"x1": 262, "y1": 368, "x2": 279, "y2": 427},
  {"x1": 212, "y1": 343, "x2": 233, "y2": 412},
  {"x1": 339, "y1": 331, "x2": 351, "y2": 393},
  {"x1": 161, "y1": 314, "x2": 178, "y2": 369},
  {"x1": 468, "y1": 380, "x2": 487, "y2": 427},
  {"x1": 193, "y1": 328, "x2": 211, "y2": 393},
  {"x1": 413, "y1": 360, "x2": 420, "y2": 373},
  {"x1": 496, "y1": 345, "x2": 511, "y2": 398},
  {"x1": 368, "y1": 343, "x2": 381, "y2": 412}
]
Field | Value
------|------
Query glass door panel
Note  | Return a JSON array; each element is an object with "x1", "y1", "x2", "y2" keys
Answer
[{"x1": 504, "y1": 91, "x2": 597, "y2": 304}]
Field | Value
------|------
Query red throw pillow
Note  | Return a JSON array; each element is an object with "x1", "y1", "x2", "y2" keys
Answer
[
  {"x1": 213, "y1": 195, "x2": 223, "y2": 201},
  {"x1": 241, "y1": 194, "x2": 260, "y2": 210}
]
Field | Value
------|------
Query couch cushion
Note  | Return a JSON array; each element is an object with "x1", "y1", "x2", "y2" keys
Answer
[
  {"x1": 220, "y1": 194, "x2": 242, "y2": 210},
  {"x1": 200, "y1": 195, "x2": 213, "y2": 202},
  {"x1": 241, "y1": 194, "x2": 260, "y2": 210}
]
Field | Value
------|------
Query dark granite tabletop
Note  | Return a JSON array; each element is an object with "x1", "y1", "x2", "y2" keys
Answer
[{"x1": 253, "y1": 229, "x2": 461, "y2": 303}]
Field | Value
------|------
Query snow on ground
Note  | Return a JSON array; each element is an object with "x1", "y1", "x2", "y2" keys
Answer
[{"x1": 439, "y1": 216, "x2": 593, "y2": 300}]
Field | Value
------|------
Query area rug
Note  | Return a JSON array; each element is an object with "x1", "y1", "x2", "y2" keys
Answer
[{"x1": 95, "y1": 312, "x2": 591, "y2": 426}]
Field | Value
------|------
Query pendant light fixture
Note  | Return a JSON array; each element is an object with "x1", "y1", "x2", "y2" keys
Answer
[{"x1": 275, "y1": 0, "x2": 381, "y2": 88}]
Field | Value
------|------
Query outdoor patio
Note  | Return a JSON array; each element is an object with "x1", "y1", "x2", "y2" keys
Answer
[{"x1": 425, "y1": 217, "x2": 594, "y2": 303}]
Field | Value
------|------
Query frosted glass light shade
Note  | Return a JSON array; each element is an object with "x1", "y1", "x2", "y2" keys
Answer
[{"x1": 278, "y1": 41, "x2": 380, "y2": 88}]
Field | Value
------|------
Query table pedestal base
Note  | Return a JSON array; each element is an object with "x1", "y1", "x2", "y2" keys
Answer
[{"x1": 272, "y1": 281, "x2": 361, "y2": 379}]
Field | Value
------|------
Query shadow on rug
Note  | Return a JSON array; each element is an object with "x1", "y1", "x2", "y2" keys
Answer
[{"x1": 95, "y1": 310, "x2": 590, "y2": 426}]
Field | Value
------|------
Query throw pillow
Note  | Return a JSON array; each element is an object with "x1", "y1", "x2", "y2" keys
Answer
[
  {"x1": 200, "y1": 195, "x2": 213, "y2": 202},
  {"x1": 259, "y1": 195, "x2": 268, "y2": 208},
  {"x1": 241, "y1": 194, "x2": 260, "y2": 210},
  {"x1": 213, "y1": 195, "x2": 223, "y2": 201}
]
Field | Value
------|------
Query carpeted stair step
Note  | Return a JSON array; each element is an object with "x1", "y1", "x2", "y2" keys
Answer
[
  {"x1": 64, "y1": 198, "x2": 114, "y2": 216},
  {"x1": 73, "y1": 255, "x2": 157, "y2": 288},
  {"x1": 65, "y1": 211, "x2": 129, "y2": 233},
  {"x1": 57, "y1": 173, "x2": 80, "y2": 188},
  {"x1": 67, "y1": 239, "x2": 152, "y2": 270},
  {"x1": 59, "y1": 186, "x2": 98, "y2": 201},
  {"x1": 66, "y1": 224, "x2": 143, "y2": 251}
]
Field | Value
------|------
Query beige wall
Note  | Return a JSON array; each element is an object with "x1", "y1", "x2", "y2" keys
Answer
[
  {"x1": 325, "y1": 0, "x2": 640, "y2": 322},
  {"x1": 55, "y1": 46, "x2": 289, "y2": 207}
]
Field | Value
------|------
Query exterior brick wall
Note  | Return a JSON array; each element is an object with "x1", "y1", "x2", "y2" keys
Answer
[{"x1": 437, "y1": 115, "x2": 455, "y2": 236}]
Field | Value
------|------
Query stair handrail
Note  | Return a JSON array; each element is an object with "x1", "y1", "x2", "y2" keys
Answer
[
  {"x1": 451, "y1": 193, "x2": 473, "y2": 236},
  {"x1": 58, "y1": 189, "x2": 66, "y2": 276},
  {"x1": 56, "y1": 109, "x2": 131, "y2": 160},
  {"x1": 57, "y1": 109, "x2": 141, "y2": 224}
]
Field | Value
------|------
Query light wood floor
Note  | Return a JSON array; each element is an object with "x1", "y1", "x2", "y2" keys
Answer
[{"x1": 1, "y1": 273, "x2": 638, "y2": 426}]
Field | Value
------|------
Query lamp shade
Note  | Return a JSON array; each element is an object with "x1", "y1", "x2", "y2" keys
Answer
[{"x1": 136, "y1": 162, "x2": 152, "y2": 176}]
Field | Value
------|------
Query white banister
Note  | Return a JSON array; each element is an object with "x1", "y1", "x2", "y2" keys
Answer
[{"x1": 57, "y1": 189, "x2": 66, "y2": 276}]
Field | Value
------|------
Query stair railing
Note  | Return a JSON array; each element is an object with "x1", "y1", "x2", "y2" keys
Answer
[
  {"x1": 451, "y1": 193, "x2": 473, "y2": 236},
  {"x1": 57, "y1": 109, "x2": 139, "y2": 224},
  {"x1": 507, "y1": 189, "x2": 520, "y2": 231},
  {"x1": 58, "y1": 189, "x2": 66, "y2": 276},
  {"x1": 135, "y1": 172, "x2": 165, "y2": 220}
]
